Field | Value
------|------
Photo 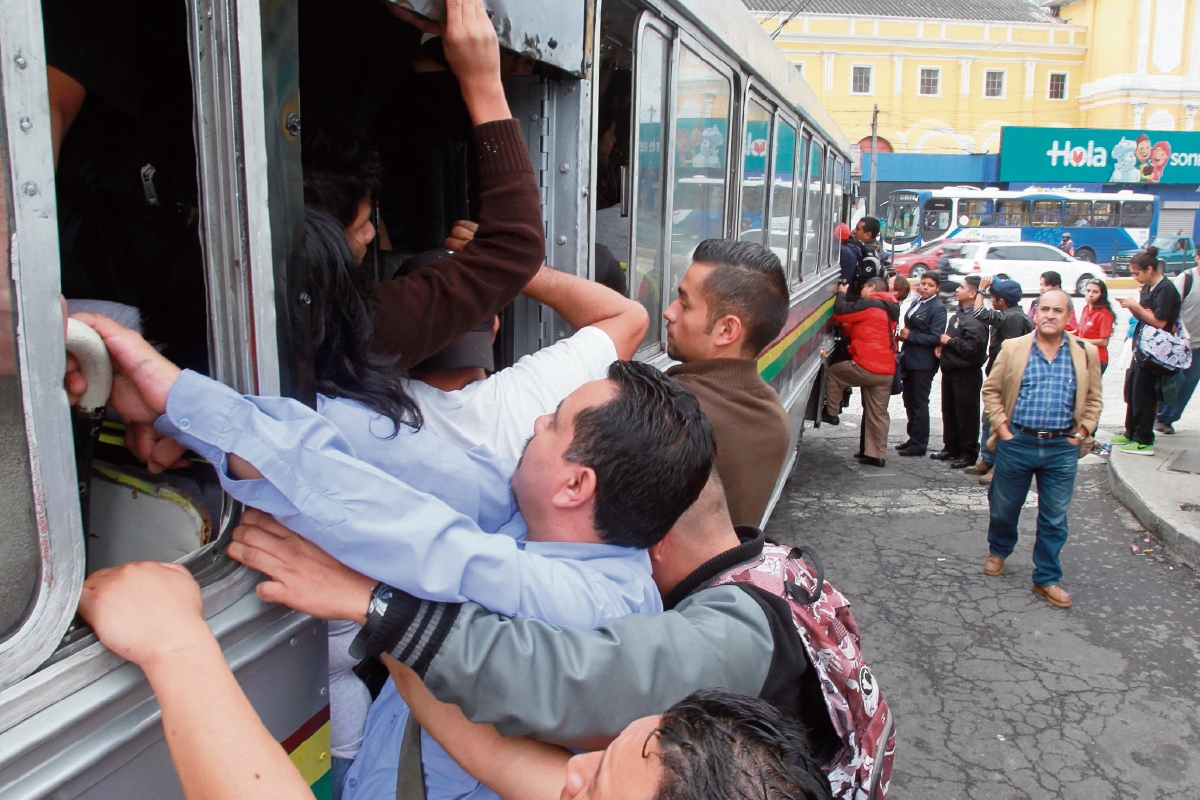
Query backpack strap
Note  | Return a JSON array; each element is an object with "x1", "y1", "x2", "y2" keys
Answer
[
  {"x1": 784, "y1": 546, "x2": 825, "y2": 605},
  {"x1": 1185, "y1": 269, "x2": 1194, "y2": 301}
]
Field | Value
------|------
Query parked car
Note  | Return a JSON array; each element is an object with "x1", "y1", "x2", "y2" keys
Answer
[
  {"x1": 942, "y1": 241, "x2": 1106, "y2": 296},
  {"x1": 890, "y1": 238, "x2": 980, "y2": 280},
  {"x1": 1111, "y1": 235, "x2": 1194, "y2": 276}
]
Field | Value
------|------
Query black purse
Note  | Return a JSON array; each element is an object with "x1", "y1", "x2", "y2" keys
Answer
[{"x1": 889, "y1": 322, "x2": 903, "y2": 395}]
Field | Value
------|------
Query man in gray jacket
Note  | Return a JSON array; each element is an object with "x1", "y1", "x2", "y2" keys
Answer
[{"x1": 228, "y1": 473, "x2": 843, "y2": 762}]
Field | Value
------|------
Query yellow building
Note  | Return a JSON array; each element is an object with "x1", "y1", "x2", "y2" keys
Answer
[{"x1": 745, "y1": 0, "x2": 1200, "y2": 161}]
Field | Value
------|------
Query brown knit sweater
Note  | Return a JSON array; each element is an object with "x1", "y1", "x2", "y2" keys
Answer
[
  {"x1": 370, "y1": 118, "x2": 545, "y2": 370},
  {"x1": 667, "y1": 359, "x2": 791, "y2": 527}
]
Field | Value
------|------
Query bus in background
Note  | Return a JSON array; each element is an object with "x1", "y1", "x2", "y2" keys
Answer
[{"x1": 881, "y1": 187, "x2": 1159, "y2": 263}]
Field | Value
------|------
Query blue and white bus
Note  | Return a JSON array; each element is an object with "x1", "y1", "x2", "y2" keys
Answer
[{"x1": 882, "y1": 187, "x2": 1159, "y2": 263}]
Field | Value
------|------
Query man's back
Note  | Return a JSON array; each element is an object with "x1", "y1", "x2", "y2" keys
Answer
[{"x1": 667, "y1": 359, "x2": 790, "y2": 527}]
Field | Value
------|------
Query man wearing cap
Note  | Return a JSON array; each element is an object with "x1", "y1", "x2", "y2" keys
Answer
[
  {"x1": 967, "y1": 276, "x2": 1035, "y2": 482},
  {"x1": 837, "y1": 222, "x2": 857, "y2": 284},
  {"x1": 1059, "y1": 233, "x2": 1075, "y2": 257},
  {"x1": 930, "y1": 277, "x2": 988, "y2": 468}
]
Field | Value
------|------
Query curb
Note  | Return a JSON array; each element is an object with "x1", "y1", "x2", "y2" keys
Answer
[
  {"x1": 1107, "y1": 454, "x2": 1200, "y2": 570},
  {"x1": 1104, "y1": 278, "x2": 1139, "y2": 290}
]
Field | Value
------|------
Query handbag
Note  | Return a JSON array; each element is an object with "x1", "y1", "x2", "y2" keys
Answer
[
  {"x1": 889, "y1": 321, "x2": 903, "y2": 395},
  {"x1": 1137, "y1": 318, "x2": 1192, "y2": 375}
]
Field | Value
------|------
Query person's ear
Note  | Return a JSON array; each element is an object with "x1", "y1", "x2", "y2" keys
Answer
[
  {"x1": 648, "y1": 536, "x2": 672, "y2": 568},
  {"x1": 711, "y1": 314, "x2": 743, "y2": 349},
  {"x1": 551, "y1": 463, "x2": 597, "y2": 510}
]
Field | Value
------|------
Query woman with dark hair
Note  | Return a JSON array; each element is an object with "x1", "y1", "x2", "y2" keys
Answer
[
  {"x1": 1076, "y1": 278, "x2": 1115, "y2": 373},
  {"x1": 1113, "y1": 246, "x2": 1182, "y2": 455}
]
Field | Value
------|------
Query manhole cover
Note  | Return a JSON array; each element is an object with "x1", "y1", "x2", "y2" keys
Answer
[{"x1": 1166, "y1": 449, "x2": 1200, "y2": 475}]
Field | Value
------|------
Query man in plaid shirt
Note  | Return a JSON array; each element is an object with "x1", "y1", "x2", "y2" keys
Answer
[{"x1": 979, "y1": 290, "x2": 1103, "y2": 609}]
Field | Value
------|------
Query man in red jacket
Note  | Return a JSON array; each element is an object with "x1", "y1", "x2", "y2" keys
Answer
[{"x1": 821, "y1": 278, "x2": 901, "y2": 467}]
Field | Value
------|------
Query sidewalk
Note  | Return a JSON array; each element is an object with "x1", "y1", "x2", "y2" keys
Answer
[{"x1": 1107, "y1": 425, "x2": 1200, "y2": 569}]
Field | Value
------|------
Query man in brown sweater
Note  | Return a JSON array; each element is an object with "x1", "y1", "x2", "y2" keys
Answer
[{"x1": 663, "y1": 239, "x2": 791, "y2": 527}]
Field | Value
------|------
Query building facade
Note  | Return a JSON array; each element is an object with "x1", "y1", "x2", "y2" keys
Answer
[{"x1": 745, "y1": 0, "x2": 1200, "y2": 161}]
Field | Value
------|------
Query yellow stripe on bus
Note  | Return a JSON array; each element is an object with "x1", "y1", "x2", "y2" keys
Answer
[
  {"x1": 757, "y1": 297, "x2": 836, "y2": 379},
  {"x1": 288, "y1": 720, "x2": 331, "y2": 786}
]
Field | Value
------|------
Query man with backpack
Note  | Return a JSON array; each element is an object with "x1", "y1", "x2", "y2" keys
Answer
[
  {"x1": 844, "y1": 217, "x2": 884, "y2": 298},
  {"x1": 1155, "y1": 252, "x2": 1200, "y2": 435},
  {"x1": 966, "y1": 277, "x2": 1035, "y2": 483},
  {"x1": 228, "y1": 472, "x2": 897, "y2": 800}
]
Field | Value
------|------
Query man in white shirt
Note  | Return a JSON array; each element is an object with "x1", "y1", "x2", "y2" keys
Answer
[{"x1": 1155, "y1": 253, "x2": 1200, "y2": 434}]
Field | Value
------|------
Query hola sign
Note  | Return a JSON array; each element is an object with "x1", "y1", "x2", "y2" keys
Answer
[{"x1": 999, "y1": 126, "x2": 1200, "y2": 185}]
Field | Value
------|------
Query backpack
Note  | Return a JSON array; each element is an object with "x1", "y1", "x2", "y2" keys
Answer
[
  {"x1": 852, "y1": 249, "x2": 885, "y2": 294},
  {"x1": 711, "y1": 544, "x2": 896, "y2": 800}
]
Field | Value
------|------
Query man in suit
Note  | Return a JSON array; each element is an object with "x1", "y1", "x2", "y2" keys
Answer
[{"x1": 896, "y1": 273, "x2": 947, "y2": 456}]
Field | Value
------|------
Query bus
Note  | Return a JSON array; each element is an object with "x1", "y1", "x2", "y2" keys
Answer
[
  {"x1": 882, "y1": 186, "x2": 1159, "y2": 264},
  {"x1": 0, "y1": 0, "x2": 852, "y2": 796}
]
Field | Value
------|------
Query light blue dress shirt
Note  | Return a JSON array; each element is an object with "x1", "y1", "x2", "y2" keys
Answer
[{"x1": 153, "y1": 370, "x2": 661, "y2": 800}]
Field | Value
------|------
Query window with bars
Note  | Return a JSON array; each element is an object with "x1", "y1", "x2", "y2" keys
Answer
[
  {"x1": 851, "y1": 65, "x2": 872, "y2": 94},
  {"x1": 1049, "y1": 73, "x2": 1068, "y2": 100},
  {"x1": 918, "y1": 68, "x2": 940, "y2": 96},
  {"x1": 984, "y1": 70, "x2": 1004, "y2": 98}
]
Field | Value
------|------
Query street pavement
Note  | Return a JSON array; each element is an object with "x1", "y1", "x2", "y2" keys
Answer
[{"x1": 765, "y1": 290, "x2": 1200, "y2": 799}]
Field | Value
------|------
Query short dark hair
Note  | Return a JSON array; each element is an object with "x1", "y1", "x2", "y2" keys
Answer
[
  {"x1": 565, "y1": 361, "x2": 715, "y2": 549},
  {"x1": 691, "y1": 239, "x2": 789, "y2": 355},
  {"x1": 302, "y1": 120, "x2": 384, "y2": 229},
  {"x1": 919, "y1": 272, "x2": 940, "y2": 286},
  {"x1": 652, "y1": 689, "x2": 833, "y2": 800},
  {"x1": 1040, "y1": 271, "x2": 1063, "y2": 288},
  {"x1": 858, "y1": 216, "x2": 880, "y2": 238},
  {"x1": 863, "y1": 277, "x2": 888, "y2": 293}
]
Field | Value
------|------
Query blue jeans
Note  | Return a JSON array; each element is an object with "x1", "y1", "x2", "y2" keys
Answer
[
  {"x1": 1157, "y1": 355, "x2": 1200, "y2": 425},
  {"x1": 979, "y1": 412, "x2": 994, "y2": 466},
  {"x1": 331, "y1": 757, "x2": 353, "y2": 800},
  {"x1": 987, "y1": 431, "x2": 1079, "y2": 587}
]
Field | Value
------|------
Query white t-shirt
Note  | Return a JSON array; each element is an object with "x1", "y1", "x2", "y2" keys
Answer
[
  {"x1": 1173, "y1": 268, "x2": 1199, "y2": 344},
  {"x1": 405, "y1": 325, "x2": 619, "y2": 462}
]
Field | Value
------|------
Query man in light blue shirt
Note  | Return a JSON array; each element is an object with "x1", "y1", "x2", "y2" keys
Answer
[{"x1": 75, "y1": 311, "x2": 716, "y2": 800}]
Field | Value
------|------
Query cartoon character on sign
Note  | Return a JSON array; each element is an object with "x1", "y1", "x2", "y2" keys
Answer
[
  {"x1": 1110, "y1": 138, "x2": 1141, "y2": 183},
  {"x1": 1146, "y1": 141, "x2": 1171, "y2": 183},
  {"x1": 1136, "y1": 133, "x2": 1153, "y2": 180},
  {"x1": 693, "y1": 125, "x2": 724, "y2": 169}
]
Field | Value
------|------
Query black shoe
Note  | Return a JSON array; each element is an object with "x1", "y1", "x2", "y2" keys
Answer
[
  {"x1": 860, "y1": 456, "x2": 886, "y2": 467},
  {"x1": 950, "y1": 457, "x2": 975, "y2": 469},
  {"x1": 929, "y1": 450, "x2": 956, "y2": 461},
  {"x1": 897, "y1": 446, "x2": 926, "y2": 457},
  {"x1": 894, "y1": 440, "x2": 914, "y2": 452},
  {"x1": 853, "y1": 451, "x2": 867, "y2": 460},
  {"x1": 820, "y1": 411, "x2": 840, "y2": 426}
]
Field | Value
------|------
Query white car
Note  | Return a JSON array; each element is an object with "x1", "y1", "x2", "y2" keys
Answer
[{"x1": 959, "y1": 241, "x2": 1105, "y2": 297}]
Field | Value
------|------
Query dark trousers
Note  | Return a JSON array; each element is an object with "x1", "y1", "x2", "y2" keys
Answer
[
  {"x1": 1124, "y1": 359, "x2": 1159, "y2": 445},
  {"x1": 901, "y1": 366, "x2": 937, "y2": 449},
  {"x1": 941, "y1": 367, "x2": 983, "y2": 459}
]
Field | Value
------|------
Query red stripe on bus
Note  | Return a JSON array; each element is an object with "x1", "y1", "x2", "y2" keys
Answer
[{"x1": 282, "y1": 705, "x2": 330, "y2": 754}]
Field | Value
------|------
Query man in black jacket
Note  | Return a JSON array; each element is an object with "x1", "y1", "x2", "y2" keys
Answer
[
  {"x1": 931, "y1": 276, "x2": 989, "y2": 468},
  {"x1": 896, "y1": 273, "x2": 948, "y2": 456},
  {"x1": 966, "y1": 277, "x2": 1035, "y2": 481}
]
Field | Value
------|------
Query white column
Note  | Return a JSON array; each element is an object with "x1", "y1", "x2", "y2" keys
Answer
[
  {"x1": 1191, "y1": 2, "x2": 1200, "y2": 74},
  {"x1": 1187, "y1": 104, "x2": 1200, "y2": 131},
  {"x1": 1024, "y1": 60, "x2": 1036, "y2": 100},
  {"x1": 1137, "y1": 0, "x2": 1152, "y2": 74},
  {"x1": 892, "y1": 55, "x2": 905, "y2": 93},
  {"x1": 1133, "y1": 102, "x2": 1148, "y2": 127},
  {"x1": 822, "y1": 51, "x2": 835, "y2": 93},
  {"x1": 959, "y1": 58, "x2": 972, "y2": 96}
]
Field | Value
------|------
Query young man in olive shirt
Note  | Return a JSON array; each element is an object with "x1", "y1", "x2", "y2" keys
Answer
[{"x1": 662, "y1": 240, "x2": 791, "y2": 528}]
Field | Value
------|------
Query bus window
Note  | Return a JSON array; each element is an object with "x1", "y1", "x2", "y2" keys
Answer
[
  {"x1": 958, "y1": 199, "x2": 993, "y2": 227},
  {"x1": 770, "y1": 118, "x2": 797, "y2": 270},
  {"x1": 1064, "y1": 200, "x2": 1092, "y2": 227},
  {"x1": 1031, "y1": 200, "x2": 1062, "y2": 227},
  {"x1": 630, "y1": 23, "x2": 670, "y2": 351},
  {"x1": 1093, "y1": 200, "x2": 1118, "y2": 228},
  {"x1": 669, "y1": 45, "x2": 730, "y2": 293},
  {"x1": 802, "y1": 140, "x2": 823, "y2": 277},
  {"x1": 922, "y1": 197, "x2": 951, "y2": 233},
  {"x1": 594, "y1": 0, "x2": 639, "y2": 290},
  {"x1": 791, "y1": 134, "x2": 809, "y2": 284},
  {"x1": 1120, "y1": 201, "x2": 1154, "y2": 228},
  {"x1": 829, "y1": 158, "x2": 844, "y2": 265},
  {"x1": 995, "y1": 199, "x2": 1029, "y2": 227},
  {"x1": 820, "y1": 150, "x2": 834, "y2": 267},
  {"x1": 739, "y1": 99, "x2": 771, "y2": 244}
]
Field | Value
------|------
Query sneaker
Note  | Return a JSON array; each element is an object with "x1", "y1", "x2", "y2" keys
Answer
[
  {"x1": 1108, "y1": 434, "x2": 1132, "y2": 446},
  {"x1": 1155, "y1": 421, "x2": 1176, "y2": 435},
  {"x1": 1117, "y1": 441, "x2": 1155, "y2": 456}
]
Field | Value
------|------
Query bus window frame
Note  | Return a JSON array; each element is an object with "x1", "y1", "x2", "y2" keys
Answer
[
  {"x1": 958, "y1": 198, "x2": 994, "y2": 228},
  {"x1": 800, "y1": 132, "x2": 825, "y2": 280},
  {"x1": 1063, "y1": 199, "x2": 1092, "y2": 227},
  {"x1": 792, "y1": 132, "x2": 811, "y2": 286},
  {"x1": 738, "y1": 90, "x2": 773, "y2": 248},
  {"x1": 0, "y1": 0, "x2": 88, "y2": 690},
  {"x1": 1092, "y1": 200, "x2": 1118, "y2": 228},
  {"x1": 1119, "y1": 200, "x2": 1154, "y2": 229},
  {"x1": 1031, "y1": 199, "x2": 1063, "y2": 228},
  {"x1": 769, "y1": 109, "x2": 799, "y2": 277},
  {"x1": 995, "y1": 198, "x2": 1030, "y2": 228},
  {"x1": 821, "y1": 149, "x2": 835, "y2": 268}
]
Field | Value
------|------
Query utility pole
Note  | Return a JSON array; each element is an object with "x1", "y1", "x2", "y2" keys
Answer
[{"x1": 869, "y1": 104, "x2": 879, "y2": 216}]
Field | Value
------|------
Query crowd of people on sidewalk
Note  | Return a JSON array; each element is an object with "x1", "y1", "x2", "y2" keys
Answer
[{"x1": 824, "y1": 225, "x2": 1197, "y2": 610}]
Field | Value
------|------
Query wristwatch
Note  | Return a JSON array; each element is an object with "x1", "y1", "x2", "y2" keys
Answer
[{"x1": 348, "y1": 583, "x2": 393, "y2": 660}]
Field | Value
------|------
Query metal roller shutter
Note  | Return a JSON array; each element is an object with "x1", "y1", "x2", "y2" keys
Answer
[{"x1": 1159, "y1": 207, "x2": 1197, "y2": 238}]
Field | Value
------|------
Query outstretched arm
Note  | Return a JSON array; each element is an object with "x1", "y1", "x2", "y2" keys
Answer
[
  {"x1": 520, "y1": 266, "x2": 649, "y2": 360},
  {"x1": 385, "y1": 657, "x2": 569, "y2": 800},
  {"x1": 78, "y1": 562, "x2": 314, "y2": 800}
]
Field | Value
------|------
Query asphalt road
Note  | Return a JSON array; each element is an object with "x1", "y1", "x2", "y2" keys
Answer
[{"x1": 765, "y1": 296, "x2": 1200, "y2": 799}]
